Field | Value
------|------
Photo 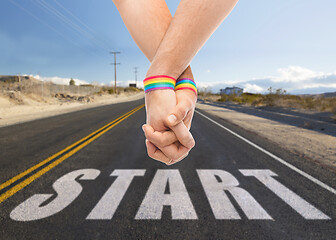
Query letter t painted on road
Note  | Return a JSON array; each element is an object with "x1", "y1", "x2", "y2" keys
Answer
[{"x1": 87, "y1": 169, "x2": 146, "y2": 220}]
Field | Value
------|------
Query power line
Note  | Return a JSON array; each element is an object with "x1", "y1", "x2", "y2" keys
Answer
[
  {"x1": 52, "y1": 0, "x2": 113, "y2": 50},
  {"x1": 110, "y1": 51, "x2": 121, "y2": 94},
  {"x1": 8, "y1": 0, "x2": 92, "y2": 55},
  {"x1": 34, "y1": 0, "x2": 106, "y2": 51},
  {"x1": 31, "y1": 0, "x2": 108, "y2": 53}
]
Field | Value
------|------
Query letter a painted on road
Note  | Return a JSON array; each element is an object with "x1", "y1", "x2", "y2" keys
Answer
[
  {"x1": 10, "y1": 169, "x2": 100, "y2": 221},
  {"x1": 135, "y1": 170, "x2": 197, "y2": 219},
  {"x1": 197, "y1": 169, "x2": 272, "y2": 219}
]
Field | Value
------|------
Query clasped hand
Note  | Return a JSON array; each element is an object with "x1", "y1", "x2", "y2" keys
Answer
[{"x1": 143, "y1": 88, "x2": 197, "y2": 165}]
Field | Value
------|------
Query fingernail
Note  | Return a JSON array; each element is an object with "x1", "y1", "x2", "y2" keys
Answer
[{"x1": 168, "y1": 115, "x2": 177, "y2": 124}]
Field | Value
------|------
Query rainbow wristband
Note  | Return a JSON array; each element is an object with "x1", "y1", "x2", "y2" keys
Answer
[
  {"x1": 175, "y1": 78, "x2": 197, "y2": 95},
  {"x1": 143, "y1": 75, "x2": 176, "y2": 93}
]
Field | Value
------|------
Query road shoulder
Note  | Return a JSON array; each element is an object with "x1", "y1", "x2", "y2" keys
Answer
[
  {"x1": 196, "y1": 102, "x2": 336, "y2": 171},
  {"x1": 0, "y1": 92, "x2": 144, "y2": 127}
]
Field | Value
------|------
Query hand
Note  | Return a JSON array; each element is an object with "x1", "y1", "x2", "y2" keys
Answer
[
  {"x1": 167, "y1": 89, "x2": 197, "y2": 130},
  {"x1": 144, "y1": 89, "x2": 195, "y2": 165},
  {"x1": 143, "y1": 89, "x2": 197, "y2": 164}
]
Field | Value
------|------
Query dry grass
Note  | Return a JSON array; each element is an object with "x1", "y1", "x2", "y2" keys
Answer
[
  {"x1": 1, "y1": 80, "x2": 143, "y2": 106},
  {"x1": 97, "y1": 86, "x2": 142, "y2": 95},
  {"x1": 213, "y1": 88, "x2": 336, "y2": 117}
]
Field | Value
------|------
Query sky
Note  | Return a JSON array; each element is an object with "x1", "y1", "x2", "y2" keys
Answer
[{"x1": 1, "y1": 0, "x2": 336, "y2": 94}]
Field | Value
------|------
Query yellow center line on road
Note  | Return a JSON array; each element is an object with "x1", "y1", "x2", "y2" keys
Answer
[{"x1": 0, "y1": 104, "x2": 144, "y2": 204}]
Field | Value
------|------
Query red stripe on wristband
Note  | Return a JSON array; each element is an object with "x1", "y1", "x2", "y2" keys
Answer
[{"x1": 175, "y1": 78, "x2": 197, "y2": 95}]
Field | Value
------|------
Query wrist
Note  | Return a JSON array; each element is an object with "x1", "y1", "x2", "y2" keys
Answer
[
  {"x1": 143, "y1": 75, "x2": 176, "y2": 94},
  {"x1": 146, "y1": 57, "x2": 181, "y2": 79},
  {"x1": 178, "y1": 66, "x2": 194, "y2": 80},
  {"x1": 175, "y1": 78, "x2": 197, "y2": 96}
]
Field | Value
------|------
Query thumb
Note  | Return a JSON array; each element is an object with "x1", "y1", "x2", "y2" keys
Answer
[{"x1": 166, "y1": 101, "x2": 191, "y2": 127}]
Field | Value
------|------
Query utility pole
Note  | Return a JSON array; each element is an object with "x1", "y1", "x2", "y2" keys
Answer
[
  {"x1": 110, "y1": 51, "x2": 120, "y2": 94},
  {"x1": 133, "y1": 67, "x2": 138, "y2": 87}
]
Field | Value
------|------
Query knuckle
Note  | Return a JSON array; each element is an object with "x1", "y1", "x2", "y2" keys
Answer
[
  {"x1": 181, "y1": 134, "x2": 192, "y2": 143},
  {"x1": 156, "y1": 137, "x2": 165, "y2": 148}
]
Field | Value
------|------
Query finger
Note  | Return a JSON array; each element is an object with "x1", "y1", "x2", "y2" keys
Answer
[
  {"x1": 166, "y1": 100, "x2": 193, "y2": 127},
  {"x1": 142, "y1": 124, "x2": 177, "y2": 147},
  {"x1": 182, "y1": 110, "x2": 194, "y2": 130},
  {"x1": 168, "y1": 152, "x2": 189, "y2": 165},
  {"x1": 145, "y1": 140, "x2": 171, "y2": 165},
  {"x1": 159, "y1": 142, "x2": 190, "y2": 162},
  {"x1": 170, "y1": 122, "x2": 195, "y2": 148}
]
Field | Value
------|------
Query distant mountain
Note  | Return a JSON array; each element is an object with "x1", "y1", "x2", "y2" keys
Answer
[
  {"x1": 321, "y1": 92, "x2": 336, "y2": 97},
  {"x1": 300, "y1": 91, "x2": 336, "y2": 98}
]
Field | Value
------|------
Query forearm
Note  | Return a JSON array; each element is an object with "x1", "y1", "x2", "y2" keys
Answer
[
  {"x1": 112, "y1": 0, "x2": 193, "y2": 80},
  {"x1": 147, "y1": 0, "x2": 239, "y2": 78}
]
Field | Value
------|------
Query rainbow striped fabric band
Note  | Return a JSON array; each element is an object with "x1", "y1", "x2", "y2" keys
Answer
[
  {"x1": 175, "y1": 78, "x2": 197, "y2": 95},
  {"x1": 143, "y1": 75, "x2": 176, "y2": 93}
]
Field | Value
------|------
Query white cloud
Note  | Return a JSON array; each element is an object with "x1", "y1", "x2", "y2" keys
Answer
[
  {"x1": 110, "y1": 80, "x2": 144, "y2": 88},
  {"x1": 243, "y1": 83, "x2": 264, "y2": 93},
  {"x1": 30, "y1": 75, "x2": 89, "y2": 85},
  {"x1": 297, "y1": 83, "x2": 336, "y2": 90},
  {"x1": 197, "y1": 66, "x2": 336, "y2": 94},
  {"x1": 197, "y1": 80, "x2": 244, "y2": 89},
  {"x1": 23, "y1": 66, "x2": 335, "y2": 94},
  {"x1": 271, "y1": 66, "x2": 327, "y2": 83}
]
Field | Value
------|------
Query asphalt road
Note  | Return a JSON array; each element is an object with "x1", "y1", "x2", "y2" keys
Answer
[{"x1": 0, "y1": 98, "x2": 335, "y2": 239}]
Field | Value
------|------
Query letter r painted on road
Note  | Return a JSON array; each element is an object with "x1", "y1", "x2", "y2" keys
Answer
[
  {"x1": 10, "y1": 169, "x2": 100, "y2": 221},
  {"x1": 87, "y1": 169, "x2": 146, "y2": 220},
  {"x1": 239, "y1": 169, "x2": 330, "y2": 220},
  {"x1": 135, "y1": 170, "x2": 198, "y2": 220},
  {"x1": 197, "y1": 169, "x2": 272, "y2": 220}
]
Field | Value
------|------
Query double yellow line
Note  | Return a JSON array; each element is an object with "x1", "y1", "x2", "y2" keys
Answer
[{"x1": 0, "y1": 104, "x2": 144, "y2": 204}]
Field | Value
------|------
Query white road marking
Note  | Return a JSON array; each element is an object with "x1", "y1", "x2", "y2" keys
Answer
[
  {"x1": 197, "y1": 170, "x2": 273, "y2": 220},
  {"x1": 87, "y1": 169, "x2": 145, "y2": 220},
  {"x1": 196, "y1": 110, "x2": 336, "y2": 195},
  {"x1": 135, "y1": 170, "x2": 197, "y2": 220},
  {"x1": 240, "y1": 170, "x2": 330, "y2": 219},
  {"x1": 10, "y1": 168, "x2": 331, "y2": 221},
  {"x1": 10, "y1": 169, "x2": 100, "y2": 221}
]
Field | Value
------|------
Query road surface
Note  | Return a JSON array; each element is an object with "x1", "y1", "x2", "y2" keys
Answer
[{"x1": 0, "y1": 99, "x2": 335, "y2": 239}]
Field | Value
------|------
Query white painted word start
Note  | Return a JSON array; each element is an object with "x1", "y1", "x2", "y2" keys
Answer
[{"x1": 10, "y1": 169, "x2": 330, "y2": 221}]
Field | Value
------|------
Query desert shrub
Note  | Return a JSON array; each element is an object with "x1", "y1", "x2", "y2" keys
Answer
[
  {"x1": 218, "y1": 94, "x2": 229, "y2": 102},
  {"x1": 108, "y1": 88, "x2": 115, "y2": 94},
  {"x1": 69, "y1": 78, "x2": 75, "y2": 86},
  {"x1": 214, "y1": 86, "x2": 335, "y2": 114},
  {"x1": 124, "y1": 87, "x2": 139, "y2": 92},
  {"x1": 303, "y1": 97, "x2": 315, "y2": 109},
  {"x1": 198, "y1": 87, "x2": 212, "y2": 98},
  {"x1": 240, "y1": 93, "x2": 262, "y2": 105}
]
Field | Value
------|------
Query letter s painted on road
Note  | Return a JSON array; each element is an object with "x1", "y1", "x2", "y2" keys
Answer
[{"x1": 10, "y1": 169, "x2": 100, "y2": 221}]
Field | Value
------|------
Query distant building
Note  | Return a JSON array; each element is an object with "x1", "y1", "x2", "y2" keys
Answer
[
  {"x1": 220, "y1": 87, "x2": 243, "y2": 96},
  {"x1": 129, "y1": 83, "x2": 137, "y2": 88}
]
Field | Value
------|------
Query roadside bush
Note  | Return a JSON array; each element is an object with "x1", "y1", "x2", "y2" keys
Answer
[
  {"x1": 214, "y1": 87, "x2": 336, "y2": 115},
  {"x1": 108, "y1": 88, "x2": 115, "y2": 94},
  {"x1": 124, "y1": 87, "x2": 139, "y2": 92}
]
